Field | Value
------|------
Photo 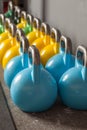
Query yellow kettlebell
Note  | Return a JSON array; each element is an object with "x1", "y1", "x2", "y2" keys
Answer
[
  {"x1": 40, "y1": 28, "x2": 61, "y2": 66},
  {"x1": 0, "y1": 18, "x2": 10, "y2": 43},
  {"x1": 22, "y1": 13, "x2": 33, "y2": 35},
  {"x1": 26, "y1": 17, "x2": 41, "y2": 44},
  {"x1": 17, "y1": 11, "x2": 27, "y2": 29},
  {"x1": 2, "y1": 28, "x2": 25, "y2": 69},
  {"x1": 0, "y1": 23, "x2": 17, "y2": 65},
  {"x1": 32, "y1": 22, "x2": 50, "y2": 51}
]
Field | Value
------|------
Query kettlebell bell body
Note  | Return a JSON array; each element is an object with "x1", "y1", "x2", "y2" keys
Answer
[
  {"x1": 17, "y1": 11, "x2": 27, "y2": 29},
  {"x1": 4, "y1": 36, "x2": 29, "y2": 88},
  {"x1": 40, "y1": 28, "x2": 61, "y2": 66},
  {"x1": 32, "y1": 23, "x2": 50, "y2": 52},
  {"x1": 27, "y1": 18, "x2": 41, "y2": 44},
  {"x1": 2, "y1": 28, "x2": 24, "y2": 68},
  {"x1": 59, "y1": 45, "x2": 87, "y2": 110},
  {"x1": 10, "y1": 45, "x2": 57, "y2": 112},
  {"x1": 0, "y1": 23, "x2": 17, "y2": 65},
  {"x1": 2, "y1": 45, "x2": 20, "y2": 68},
  {"x1": 45, "y1": 36, "x2": 75, "y2": 84}
]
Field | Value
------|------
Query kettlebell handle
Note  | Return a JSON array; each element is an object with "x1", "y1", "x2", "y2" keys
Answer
[
  {"x1": 8, "y1": 1, "x2": 13, "y2": 11},
  {"x1": 14, "y1": 6, "x2": 18, "y2": 12},
  {"x1": 76, "y1": 45, "x2": 87, "y2": 67},
  {"x1": 14, "y1": 8, "x2": 21, "y2": 18},
  {"x1": 21, "y1": 11, "x2": 26, "y2": 20},
  {"x1": 4, "y1": 18, "x2": 10, "y2": 30},
  {"x1": 27, "y1": 14, "x2": 33, "y2": 25},
  {"x1": 0, "y1": 14, "x2": 4, "y2": 25},
  {"x1": 41, "y1": 22, "x2": 50, "y2": 35},
  {"x1": 60, "y1": 35, "x2": 72, "y2": 54},
  {"x1": 13, "y1": 6, "x2": 19, "y2": 14},
  {"x1": 51, "y1": 28, "x2": 61, "y2": 42},
  {"x1": 9, "y1": 23, "x2": 17, "y2": 37},
  {"x1": 16, "y1": 28, "x2": 25, "y2": 42},
  {"x1": 33, "y1": 17, "x2": 41, "y2": 30},
  {"x1": 28, "y1": 45, "x2": 40, "y2": 84},
  {"x1": 28, "y1": 45, "x2": 40, "y2": 65},
  {"x1": 20, "y1": 36, "x2": 29, "y2": 53}
]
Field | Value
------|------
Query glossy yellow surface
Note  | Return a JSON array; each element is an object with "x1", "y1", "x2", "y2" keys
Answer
[
  {"x1": 0, "y1": 37, "x2": 16, "y2": 64},
  {"x1": 2, "y1": 44, "x2": 20, "y2": 68},
  {"x1": 0, "y1": 30, "x2": 10, "y2": 43},
  {"x1": 17, "y1": 18, "x2": 27, "y2": 29},
  {"x1": 27, "y1": 28, "x2": 40, "y2": 44},
  {"x1": 40, "y1": 38, "x2": 60, "y2": 66},
  {"x1": 32, "y1": 31, "x2": 50, "y2": 51}
]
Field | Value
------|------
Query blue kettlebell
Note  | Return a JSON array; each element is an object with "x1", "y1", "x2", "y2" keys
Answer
[
  {"x1": 59, "y1": 45, "x2": 87, "y2": 110},
  {"x1": 45, "y1": 36, "x2": 75, "y2": 85},
  {"x1": 4, "y1": 35, "x2": 29, "y2": 88},
  {"x1": 10, "y1": 45, "x2": 57, "y2": 112}
]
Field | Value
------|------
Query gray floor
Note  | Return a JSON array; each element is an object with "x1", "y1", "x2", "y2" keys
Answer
[
  {"x1": 0, "y1": 66, "x2": 87, "y2": 130},
  {"x1": 0, "y1": 82, "x2": 16, "y2": 130}
]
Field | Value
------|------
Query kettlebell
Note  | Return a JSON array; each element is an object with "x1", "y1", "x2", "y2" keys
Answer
[
  {"x1": 10, "y1": 45, "x2": 57, "y2": 112},
  {"x1": 59, "y1": 45, "x2": 87, "y2": 110},
  {"x1": 0, "y1": 18, "x2": 11, "y2": 43},
  {"x1": 40, "y1": 28, "x2": 61, "y2": 66},
  {"x1": 2, "y1": 28, "x2": 26, "y2": 68},
  {"x1": 22, "y1": 14, "x2": 33, "y2": 35},
  {"x1": 17, "y1": 11, "x2": 27, "y2": 29},
  {"x1": 27, "y1": 17, "x2": 41, "y2": 44},
  {"x1": 32, "y1": 22, "x2": 50, "y2": 51},
  {"x1": 4, "y1": 1, "x2": 13, "y2": 19},
  {"x1": 4, "y1": 36, "x2": 29, "y2": 88},
  {"x1": 0, "y1": 14, "x2": 5, "y2": 34},
  {"x1": 0, "y1": 23, "x2": 17, "y2": 65},
  {"x1": 13, "y1": 7, "x2": 21, "y2": 25},
  {"x1": 45, "y1": 36, "x2": 75, "y2": 85}
]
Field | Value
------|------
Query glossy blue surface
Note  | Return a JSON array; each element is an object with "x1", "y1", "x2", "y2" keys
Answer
[
  {"x1": 59, "y1": 60, "x2": 87, "y2": 110},
  {"x1": 10, "y1": 65, "x2": 57, "y2": 112},
  {"x1": 4, "y1": 53, "x2": 30, "y2": 88},
  {"x1": 45, "y1": 53, "x2": 75, "y2": 85}
]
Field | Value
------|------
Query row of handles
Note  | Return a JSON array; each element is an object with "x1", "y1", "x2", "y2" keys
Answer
[
  {"x1": 0, "y1": 13, "x2": 61, "y2": 42},
  {"x1": 0, "y1": 1, "x2": 86, "y2": 68},
  {"x1": 2, "y1": 1, "x2": 87, "y2": 111}
]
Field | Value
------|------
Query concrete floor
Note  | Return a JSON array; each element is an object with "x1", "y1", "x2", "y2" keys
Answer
[
  {"x1": 0, "y1": 82, "x2": 16, "y2": 130},
  {"x1": 0, "y1": 66, "x2": 87, "y2": 130}
]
